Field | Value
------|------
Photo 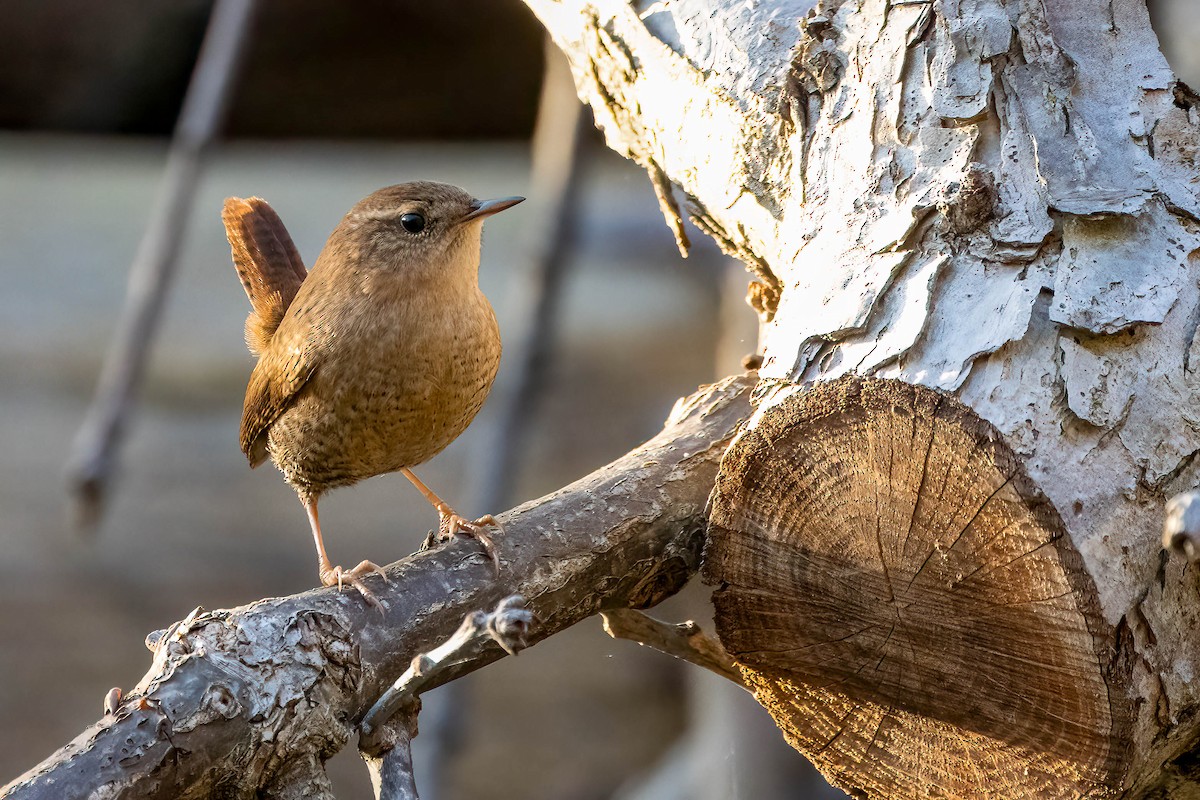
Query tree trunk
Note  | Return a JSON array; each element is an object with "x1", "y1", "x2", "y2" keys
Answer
[{"x1": 524, "y1": 0, "x2": 1200, "y2": 796}]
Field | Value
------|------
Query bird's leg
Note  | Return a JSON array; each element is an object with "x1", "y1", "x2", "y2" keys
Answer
[
  {"x1": 303, "y1": 496, "x2": 389, "y2": 610},
  {"x1": 400, "y1": 467, "x2": 502, "y2": 573}
]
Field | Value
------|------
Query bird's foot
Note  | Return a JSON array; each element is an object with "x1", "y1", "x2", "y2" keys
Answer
[
  {"x1": 319, "y1": 560, "x2": 390, "y2": 612},
  {"x1": 439, "y1": 511, "x2": 503, "y2": 575}
]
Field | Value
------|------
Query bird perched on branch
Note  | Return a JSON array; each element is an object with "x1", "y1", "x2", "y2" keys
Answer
[{"x1": 223, "y1": 183, "x2": 523, "y2": 607}]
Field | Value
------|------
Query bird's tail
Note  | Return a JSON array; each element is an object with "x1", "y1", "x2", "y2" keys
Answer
[{"x1": 222, "y1": 197, "x2": 308, "y2": 356}]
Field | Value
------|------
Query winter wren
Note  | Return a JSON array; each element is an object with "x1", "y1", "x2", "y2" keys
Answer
[{"x1": 223, "y1": 182, "x2": 523, "y2": 607}]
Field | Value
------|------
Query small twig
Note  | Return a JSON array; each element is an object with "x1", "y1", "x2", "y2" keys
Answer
[
  {"x1": 65, "y1": 0, "x2": 259, "y2": 528},
  {"x1": 1164, "y1": 490, "x2": 1200, "y2": 561},
  {"x1": 102, "y1": 688, "x2": 123, "y2": 716},
  {"x1": 361, "y1": 700, "x2": 421, "y2": 800},
  {"x1": 646, "y1": 158, "x2": 691, "y2": 259},
  {"x1": 600, "y1": 608, "x2": 746, "y2": 688},
  {"x1": 359, "y1": 596, "x2": 535, "y2": 746}
]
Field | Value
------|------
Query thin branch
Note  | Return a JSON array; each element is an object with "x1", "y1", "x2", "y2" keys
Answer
[
  {"x1": 2, "y1": 375, "x2": 753, "y2": 800},
  {"x1": 360, "y1": 596, "x2": 534, "y2": 743},
  {"x1": 65, "y1": 0, "x2": 259, "y2": 528},
  {"x1": 361, "y1": 700, "x2": 421, "y2": 800},
  {"x1": 357, "y1": 597, "x2": 534, "y2": 800},
  {"x1": 600, "y1": 609, "x2": 746, "y2": 688}
]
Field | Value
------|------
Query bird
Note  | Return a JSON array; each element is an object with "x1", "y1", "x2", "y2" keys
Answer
[{"x1": 222, "y1": 182, "x2": 523, "y2": 607}]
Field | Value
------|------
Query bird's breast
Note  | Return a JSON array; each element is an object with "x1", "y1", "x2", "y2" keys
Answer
[{"x1": 267, "y1": 286, "x2": 501, "y2": 491}]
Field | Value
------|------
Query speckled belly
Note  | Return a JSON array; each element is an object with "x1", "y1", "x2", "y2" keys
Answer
[{"x1": 267, "y1": 301, "x2": 500, "y2": 495}]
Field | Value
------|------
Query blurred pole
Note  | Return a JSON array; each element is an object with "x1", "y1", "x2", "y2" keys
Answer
[
  {"x1": 65, "y1": 0, "x2": 259, "y2": 528},
  {"x1": 412, "y1": 38, "x2": 590, "y2": 800}
]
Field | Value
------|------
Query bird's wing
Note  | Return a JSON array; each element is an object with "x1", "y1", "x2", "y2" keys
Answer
[
  {"x1": 239, "y1": 325, "x2": 322, "y2": 467},
  {"x1": 223, "y1": 196, "x2": 308, "y2": 356}
]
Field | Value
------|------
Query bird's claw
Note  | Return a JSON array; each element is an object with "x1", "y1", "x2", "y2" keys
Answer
[
  {"x1": 320, "y1": 560, "x2": 390, "y2": 612},
  {"x1": 439, "y1": 512, "x2": 503, "y2": 575}
]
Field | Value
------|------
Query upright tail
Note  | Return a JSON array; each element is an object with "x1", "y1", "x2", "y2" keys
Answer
[{"x1": 222, "y1": 197, "x2": 308, "y2": 356}]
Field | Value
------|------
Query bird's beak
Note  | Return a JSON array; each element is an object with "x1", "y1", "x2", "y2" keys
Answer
[{"x1": 460, "y1": 196, "x2": 525, "y2": 223}]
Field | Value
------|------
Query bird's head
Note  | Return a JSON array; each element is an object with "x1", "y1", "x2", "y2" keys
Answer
[{"x1": 327, "y1": 181, "x2": 523, "y2": 285}]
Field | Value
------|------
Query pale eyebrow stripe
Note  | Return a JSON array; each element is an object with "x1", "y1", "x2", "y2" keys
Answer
[{"x1": 355, "y1": 207, "x2": 422, "y2": 222}]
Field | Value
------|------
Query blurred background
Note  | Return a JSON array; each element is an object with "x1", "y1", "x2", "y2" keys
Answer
[{"x1": 0, "y1": 1, "x2": 1195, "y2": 798}]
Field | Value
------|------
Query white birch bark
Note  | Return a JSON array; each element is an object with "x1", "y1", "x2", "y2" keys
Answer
[{"x1": 524, "y1": 0, "x2": 1200, "y2": 793}]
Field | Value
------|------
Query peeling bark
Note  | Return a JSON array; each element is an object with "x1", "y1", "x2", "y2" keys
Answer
[
  {"x1": 524, "y1": 0, "x2": 1200, "y2": 795},
  {"x1": 0, "y1": 376, "x2": 753, "y2": 800}
]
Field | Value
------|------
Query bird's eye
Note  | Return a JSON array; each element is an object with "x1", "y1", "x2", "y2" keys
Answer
[{"x1": 399, "y1": 212, "x2": 426, "y2": 234}]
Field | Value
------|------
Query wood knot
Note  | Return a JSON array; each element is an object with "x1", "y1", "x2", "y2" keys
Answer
[
  {"x1": 702, "y1": 375, "x2": 1131, "y2": 799},
  {"x1": 627, "y1": 526, "x2": 705, "y2": 608},
  {"x1": 1173, "y1": 80, "x2": 1200, "y2": 111},
  {"x1": 790, "y1": 11, "x2": 843, "y2": 95},
  {"x1": 937, "y1": 164, "x2": 996, "y2": 235},
  {"x1": 175, "y1": 683, "x2": 244, "y2": 733},
  {"x1": 746, "y1": 280, "x2": 780, "y2": 323}
]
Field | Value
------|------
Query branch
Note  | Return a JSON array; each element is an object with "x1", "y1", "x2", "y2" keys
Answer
[
  {"x1": 1, "y1": 375, "x2": 753, "y2": 800},
  {"x1": 361, "y1": 709, "x2": 420, "y2": 800},
  {"x1": 360, "y1": 596, "x2": 534, "y2": 744},
  {"x1": 357, "y1": 597, "x2": 534, "y2": 799},
  {"x1": 600, "y1": 609, "x2": 744, "y2": 687}
]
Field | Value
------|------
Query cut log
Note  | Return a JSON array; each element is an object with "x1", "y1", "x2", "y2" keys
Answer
[{"x1": 704, "y1": 375, "x2": 1132, "y2": 799}]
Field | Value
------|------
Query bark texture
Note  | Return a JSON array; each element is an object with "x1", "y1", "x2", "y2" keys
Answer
[
  {"x1": 0, "y1": 376, "x2": 753, "y2": 800},
  {"x1": 523, "y1": 0, "x2": 1200, "y2": 795}
]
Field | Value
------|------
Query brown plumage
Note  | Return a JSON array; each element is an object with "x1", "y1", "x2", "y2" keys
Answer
[
  {"x1": 223, "y1": 182, "x2": 523, "y2": 607},
  {"x1": 222, "y1": 197, "x2": 307, "y2": 357}
]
